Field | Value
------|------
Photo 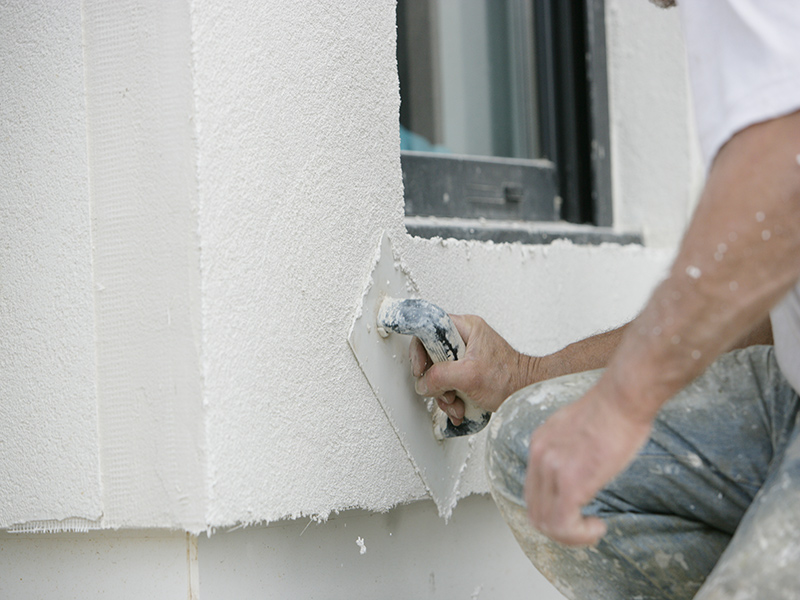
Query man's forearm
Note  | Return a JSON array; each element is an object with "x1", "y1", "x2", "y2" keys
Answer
[
  {"x1": 510, "y1": 104, "x2": 795, "y2": 404},
  {"x1": 601, "y1": 110, "x2": 800, "y2": 425},
  {"x1": 522, "y1": 110, "x2": 800, "y2": 547},
  {"x1": 526, "y1": 312, "x2": 772, "y2": 389},
  {"x1": 528, "y1": 325, "x2": 628, "y2": 384}
]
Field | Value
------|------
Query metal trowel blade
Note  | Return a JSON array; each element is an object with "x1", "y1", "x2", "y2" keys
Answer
[{"x1": 348, "y1": 233, "x2": 471, "y2": 519}]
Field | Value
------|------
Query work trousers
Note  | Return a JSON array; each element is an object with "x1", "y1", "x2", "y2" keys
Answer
[{"x1": 486, "y1": 345, "x2": 800, "y2": 599}]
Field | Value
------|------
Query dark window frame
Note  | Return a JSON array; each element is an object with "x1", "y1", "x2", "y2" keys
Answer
[{"x1": 399, "y1": 0, "x2": 638, "y2": 245}]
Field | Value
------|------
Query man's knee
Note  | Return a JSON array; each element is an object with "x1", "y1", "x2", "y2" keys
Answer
[{"x1": 485, "y1": 370, "x2": 603, "y2": 506}]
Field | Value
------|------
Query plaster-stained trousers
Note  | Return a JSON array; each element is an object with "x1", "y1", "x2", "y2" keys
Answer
[{"x1": 486, "y1": 345, "x2": 800, "y2": 599}]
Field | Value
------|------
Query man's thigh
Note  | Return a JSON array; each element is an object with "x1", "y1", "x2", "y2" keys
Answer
[{"x1": 695, "y1": 412, "x2": 800, "y2": 599}]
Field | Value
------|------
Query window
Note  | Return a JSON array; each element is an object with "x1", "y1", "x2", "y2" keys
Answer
[{"x1": 397, "y1": 0, "x2": 640, "y2": 245}]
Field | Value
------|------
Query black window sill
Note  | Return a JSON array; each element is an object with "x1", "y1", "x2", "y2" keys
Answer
[
  {"x1": 405, "y1": 216, "x2": 642, "y2": 246},
  {"x1": 402, "y1": 151, "x2": 559, "y2": 222}
]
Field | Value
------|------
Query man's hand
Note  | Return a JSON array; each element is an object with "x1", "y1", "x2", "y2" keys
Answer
[
  {"x1": 410, "y1": 314, "x2": 533, "y2": 425},
  {"x1": 525, "y1": 373, "x2": 652, "y2": 546}
]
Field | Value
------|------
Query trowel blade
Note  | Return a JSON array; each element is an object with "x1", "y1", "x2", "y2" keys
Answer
[{"x1": 348, "y1": 233, "x2": 471, "y2": 519}]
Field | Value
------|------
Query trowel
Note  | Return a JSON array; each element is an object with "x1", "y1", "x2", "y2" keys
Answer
[{"x1": 348, "y1": 233, "x2": 491, "y2": 519}]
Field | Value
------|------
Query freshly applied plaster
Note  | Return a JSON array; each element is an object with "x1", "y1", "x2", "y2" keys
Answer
[
  {"x1": 191, "y1": 0, "x2": 675, "y2": 526},
  {"x1": 0, "y1": 0, "x2": 102, "y2": 527},
  {"x1": 1, "y1": 0, "x2": 693, "y2": 531},
  {"x1": 192, "y1": 0, "x2": 426, "y2": 527}
]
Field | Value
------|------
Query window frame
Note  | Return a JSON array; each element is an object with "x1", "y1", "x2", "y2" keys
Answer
[{"x1": 399, "y1": 0, "x2": 637, "y2": 245}]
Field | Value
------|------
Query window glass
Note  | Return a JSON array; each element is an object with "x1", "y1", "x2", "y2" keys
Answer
[{"x1": 397, "y1": 0, "x2": 540, "y2": 160}]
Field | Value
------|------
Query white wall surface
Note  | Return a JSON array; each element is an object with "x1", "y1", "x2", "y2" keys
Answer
[
  {"x1": 0, "y1": 497, "x2": 563, "y2": 600},
  {"x1": 2, "y1": 0, "x2": 690, "y2": 546},
  {"x1": 200, "y1": 495, "x2": 564, "y2": 600},
  {"x1": 0, "y1": 0, "x2": 102, "y2": 527},
  {"x1": 0, "y1": 0, "x2": 696, "y2": 596},
  {"x1": 193, "y1": 0, "x2": 676, "y2": 528},
  {"x1": 0, "y1": 530, "x2": 196, "y2": 599}
]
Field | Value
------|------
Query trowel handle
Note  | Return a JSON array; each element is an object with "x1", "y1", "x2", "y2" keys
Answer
[{"x1": 377, "y1": 297, "x2": 491, "y2": 439}]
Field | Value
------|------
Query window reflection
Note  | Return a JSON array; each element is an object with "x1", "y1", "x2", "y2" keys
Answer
[{"x1": 397, "y1": 0, "x2": 540, "y2": 160}]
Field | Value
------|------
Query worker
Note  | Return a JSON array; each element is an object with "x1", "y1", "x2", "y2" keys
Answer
[{"x1": 411, "y1": 2, "x2": 800, "y2": 598}]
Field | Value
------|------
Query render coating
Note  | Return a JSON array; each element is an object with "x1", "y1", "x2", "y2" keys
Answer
[
  {"x1": 0, "y1": 0, "x2": 102, "y2": 527},
  {"x1": 1, "y1": 0, "x2": 691, "y2": 530},
  {"x1": 191, "y1": 0, "x2": 676, "y2": 526}
]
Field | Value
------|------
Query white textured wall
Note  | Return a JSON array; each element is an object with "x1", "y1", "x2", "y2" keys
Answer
[
  {"x1": 0, "y1": 0, "x2": 102, "y2": 527},
  {"x1": 191, "y1": 0, "x2": 424, "y2": 526},
  {"x1": 1, "y1": 0, "x2": 207, "y2": 532},
  {"x1": 0, "y1": 0, "x2": 692, "y2": 537},
  {"x1": 192, "y1": 0, "x2": 676, "y2": 527}
]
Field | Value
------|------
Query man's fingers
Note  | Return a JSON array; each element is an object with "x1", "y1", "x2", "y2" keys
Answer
[
  {"x1": 440, "y1": 391, "x2": 457, "y2": 405},
  {"x1": 436, "y1": 394, "x2": 464, "y2": 424},
  {"x1": 528, "y1": 460, "x2": 559, "y2": 537},
  {"x1": 526, "y1": 434, "x2": 555, "y2": 526},
  {"x1": 577, "y1": 517, "x2": 607, "y2": 546},
  {"x1": 538, "y1": 515, "x2": 607, "y2": 547},
  {"x1": 409, "y1": 336, "x2": 433, "y2": 377},
  {"x1": 551, "y1": 516, "x2": 607, "y2": 547},
  {"x1": 448, "y1": 314, "x2": 473, "y2": 345},
  {"x1": 410, "y1": 338, "x2": 466, "y2": 425},
  {"x1": 410, "y1": 315, "x2": 474, "y2": 379},
  {"x1": 526, "y1": 429, "x2": 609, "y2": 547},
  {"x1": 526, "y1": 468, "x2": 606, "y2": 546}
]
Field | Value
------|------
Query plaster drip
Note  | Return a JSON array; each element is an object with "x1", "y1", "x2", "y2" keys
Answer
[
  {"x1": 220, "y1": 510, "x2": 345, "y2": 536},
  {"x1": 6, "y1": 517, "x2": 103, "y2": 534}
]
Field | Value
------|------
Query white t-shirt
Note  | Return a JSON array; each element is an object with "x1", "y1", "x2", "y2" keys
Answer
[{"x1": 678, "y1": 0, "x2": 800, "y2": 393}]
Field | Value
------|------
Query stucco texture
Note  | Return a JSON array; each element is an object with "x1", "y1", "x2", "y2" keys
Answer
[
  {"x1": 0, "y1": 0, "x2": 688, "y2": 530},
  {"x1": 0, "y1": 0, "x2": 102, "y2": 525},
  {"x1": 192, "y1": 0, "x2": 673, "y2": 526}
]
